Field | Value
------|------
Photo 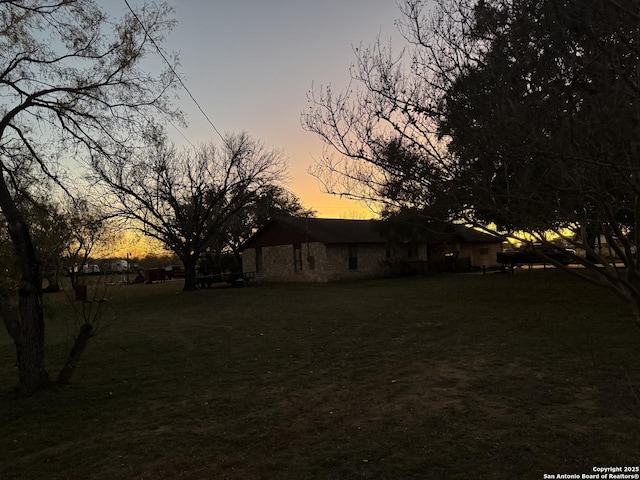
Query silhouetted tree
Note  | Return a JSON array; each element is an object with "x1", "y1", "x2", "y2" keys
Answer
[
  {"x1": 0, "y1": 179, "x2": 110, "y2": 293},
  {"x1": 303, "y1": 0, "x2": 640, "y2": 325},
  {"x1": 0, "y1": 0, "x2": 179, "y2": 394},
  {"x1": 439, "y1": 0, "x2": 640, "y2": 317},
  {"x1": 91, "y1": 131, "x2": 288, "y2": 291},
  {"x1": 60, "y1": 198, "x2": 111, "y2": 289}
]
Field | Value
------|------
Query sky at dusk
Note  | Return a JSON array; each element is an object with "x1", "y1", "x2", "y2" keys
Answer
[{"x1": 121, "y1": 0, "x2": 406, "y2": 219}]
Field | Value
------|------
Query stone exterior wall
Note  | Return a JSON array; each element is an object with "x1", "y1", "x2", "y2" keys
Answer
[
  {"x1": 242, "y1": 240, "x2": 502, "y2": 282},
  {"x1": 243, "y1": 242, "x2": 390, "y2": 282},
  {"x1": 324, "y1": 243, "x2": 389, "y2": 281}
]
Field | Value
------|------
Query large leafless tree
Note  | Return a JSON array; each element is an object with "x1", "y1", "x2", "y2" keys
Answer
[
  {"x1": 0, "y1": 0, "x2": 179, "y2": 394},
  {"x1": 303, "y1": 0, "x2": 640, "y2": 325},
  {"x1": 91, "y1": 131, "x2": 288, "y2": 291}
]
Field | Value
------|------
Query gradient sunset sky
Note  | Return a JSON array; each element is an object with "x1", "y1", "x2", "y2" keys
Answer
[{"x1": 123, "y1": 0, "x2": 405, "y2": 219}]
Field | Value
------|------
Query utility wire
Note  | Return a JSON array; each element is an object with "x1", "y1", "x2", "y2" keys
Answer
[
  {"x1": 123, "y1": 0, "x2": 225, "y2": 142},
  {"x1": 166, "y1": 117, "x2": 196, "y2": 148}
]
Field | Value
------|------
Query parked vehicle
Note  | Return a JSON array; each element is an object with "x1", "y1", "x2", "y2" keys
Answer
[
  {"x1": 497, "y1": 243, "x2": 573, "y2": 267},
  {"x1": 75, "y1": 264, "x2": 101, "y2": 274},
  {"x1": 164, "y1": 264, "x2": 185, "y2": 279},
  {"x1": 110, "y1": 259, "x2": 129, "y2": 272}
]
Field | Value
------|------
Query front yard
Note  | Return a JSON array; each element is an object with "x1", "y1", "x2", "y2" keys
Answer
[{"x1": 1, "y1": 270, "x2": 639, "y2": 479}]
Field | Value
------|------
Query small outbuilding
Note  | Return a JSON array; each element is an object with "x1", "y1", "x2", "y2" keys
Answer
[{"x1": 241, "y1": 216, "x2": 503, "y2": 282}]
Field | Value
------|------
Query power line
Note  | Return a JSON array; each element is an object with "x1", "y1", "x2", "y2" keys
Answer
[
  {"x1": 166, "y1": 117, "x2": 196, "y2": 148},
  {"x1": 122, "y1": 0, "x2": 225, "y2": 142}
]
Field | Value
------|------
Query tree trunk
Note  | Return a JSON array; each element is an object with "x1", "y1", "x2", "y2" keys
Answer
[
  {"x1": 182, "y1": 255, "x2": 199, "y2": 291},
  {"x1": 15, "y1": 281, "x2": 49, "y2": 393},
  {"x1": 56, "y1": 323, "x2": 94, "y2": 386},
  {"x1": 0, "y1": 172, "x2": 50, "y2": 394}
]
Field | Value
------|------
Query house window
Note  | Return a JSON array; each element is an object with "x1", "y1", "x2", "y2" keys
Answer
[
  {"x1": 255, "y1": 247, "x2": 263, "y2": 273},
  {"x1": 348, "y1": 244, "x2": 358, "y2": 270},
  {"x1": 293, "y1": 244, "x2": 302, "y2": 272}
]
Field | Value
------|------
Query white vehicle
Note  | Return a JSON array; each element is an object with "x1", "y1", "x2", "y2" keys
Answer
[
  {"x1": 110, "y1": 260, "x2": 129, "y2": 272},
  {"x1": 76, "y1": 264, "x2": 101, "y2": 274}
]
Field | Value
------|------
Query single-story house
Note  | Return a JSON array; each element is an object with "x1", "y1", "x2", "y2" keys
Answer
[{"x1": 241, "y1": 216, "x2": 503, "y2": 282}]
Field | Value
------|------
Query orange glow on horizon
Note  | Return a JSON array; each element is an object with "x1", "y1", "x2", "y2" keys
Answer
[
  {"x1": 286, "y1": 173, "x2": 378, "y2": 220},
  {"x1": 93, "y1": 230, "x2": 170, "y2": 260},
  {"x1": 91, "y1": 176, "x2": 376, "y2": 261}
]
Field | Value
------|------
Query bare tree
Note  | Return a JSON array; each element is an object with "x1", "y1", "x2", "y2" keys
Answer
[
  {"x1": 61, "y1": 197, "x2": 111, "y2": 289},
  {"x1": 302, "y1": 0, "x2": 477, "y2": 213},
  {"x1": 91, "y1": 131, "x2": 288, "y2": 291},
  {"x1": 302, "y1": 0, "x2": 640, "y2": 325},
  {"x1": 0, "y1": 0, "x2": 179, "y2": 394},
  {"x1": 57, "y1": 270, "x2": 115, "y2": 386}
]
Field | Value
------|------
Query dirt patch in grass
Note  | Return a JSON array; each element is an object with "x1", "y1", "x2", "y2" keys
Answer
[{"x1": 1, "y1": 271, "x2": 640, "y2": 479}]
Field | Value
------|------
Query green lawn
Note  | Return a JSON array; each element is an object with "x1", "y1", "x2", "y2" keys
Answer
[{"x1": 1, "y1": 270, "x2": 639, "y2": 479}]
